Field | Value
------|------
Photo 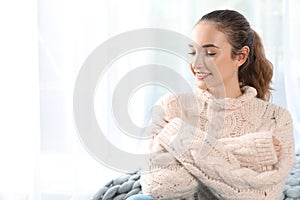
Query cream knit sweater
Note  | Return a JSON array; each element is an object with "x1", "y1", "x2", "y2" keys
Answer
[{"x1": 140, "y1": 86, "x2": 295, "y2": 200}]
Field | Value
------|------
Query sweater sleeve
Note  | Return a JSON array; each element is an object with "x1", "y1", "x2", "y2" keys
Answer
[
  {"x1": 145, "y1": 93, "x2": 182, "y2": 152},
  {"x1": 141, "y1": 94, "x2": 201, "y2": 199},
  {"x1": 218, "y1": 131, "x2": 279, "y2": 172},
  {"x1": 156, "y1": 108, "x2": 295, "y2": 199}
]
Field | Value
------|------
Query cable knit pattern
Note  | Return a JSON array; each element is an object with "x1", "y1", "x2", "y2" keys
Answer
[{"x1": 140, "y1": 86, "x2": 295, "y2": 200}]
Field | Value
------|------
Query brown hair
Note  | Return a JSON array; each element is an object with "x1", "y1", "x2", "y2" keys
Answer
[{"x1": 195, "y1": 10, "x2": 273, "y2": 101}]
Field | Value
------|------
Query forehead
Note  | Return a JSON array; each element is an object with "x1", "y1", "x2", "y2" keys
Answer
[{"x1": 191, "y1": 22, "x2": 229, "y2": 48}]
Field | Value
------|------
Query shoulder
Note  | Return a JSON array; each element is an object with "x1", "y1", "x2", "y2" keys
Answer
[
  {"x1": 246, "y1": 97, "x2": 293, "y2": 127},
  {"x1": 154, "y1": 92, "x2": 200, "y2": 117},
  {"x1": 267, "y1": 101, "x2": 293, "y2": 128}
]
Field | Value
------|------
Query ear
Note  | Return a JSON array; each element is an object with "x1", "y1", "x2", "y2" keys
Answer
[{"x1": 236, "y1": 46, "x2": 250, "y2": 67}]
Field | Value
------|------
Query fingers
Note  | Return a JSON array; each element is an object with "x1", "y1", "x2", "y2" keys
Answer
[
  {"x1": 150, "y1": 115, "x2": 171, "y2": 134},
  {"x1": 155, "y1": 116, "x2": 169, "y2": 127},
  {"x1": 272, "y1": 136, "x2": 281, "y2": 157},
  {"x1": 274, "y1": 145, "x2": 281, "y2": 157},
  {"x1": 272, "y1": 136, "x2": 280, "y2": 145},
  {"x1": 163, "y1": 115, "x2": 172, "y2": 123}
]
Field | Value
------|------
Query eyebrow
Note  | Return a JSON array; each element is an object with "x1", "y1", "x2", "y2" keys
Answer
[{"x1": 188, "y1": 44, "x2": 220, "y2": 49}]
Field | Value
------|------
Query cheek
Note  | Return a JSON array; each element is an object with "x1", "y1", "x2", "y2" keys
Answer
[
  {"x1": 211, "y1": 56, "x2": 225, "y2": 74},
  {"x1": 214, "y1": 56, "x2": 238, "y2": 79}
]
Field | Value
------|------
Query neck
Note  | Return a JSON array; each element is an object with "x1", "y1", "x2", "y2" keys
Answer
[{"x1": 208, "y1": 83, "x2": 242, "y2": 99}]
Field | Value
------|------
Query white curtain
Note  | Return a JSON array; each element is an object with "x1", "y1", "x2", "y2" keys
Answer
[
  {"x1": 283, "y1": 0, "x2": 300, "y2": 151},
  {"x1": 0, "y1": 0, "x2": 299, "y2": 199},
  {"x1": 0, "y1": 0, "x2": 39, "y2": 200}
]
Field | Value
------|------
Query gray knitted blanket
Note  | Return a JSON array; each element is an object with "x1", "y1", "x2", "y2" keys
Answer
[{"x1": 93, "y1": 153, "x2": 300, "y2": 200}]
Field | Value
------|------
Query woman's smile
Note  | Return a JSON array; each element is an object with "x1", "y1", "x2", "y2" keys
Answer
[{"x1": 195, "y1": 71, "x2": 211, "y2": 80}]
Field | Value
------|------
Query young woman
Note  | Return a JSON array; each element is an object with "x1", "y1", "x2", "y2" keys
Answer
[{"x1": 128, "y1": 9, "x2": 295, "y2": 200}]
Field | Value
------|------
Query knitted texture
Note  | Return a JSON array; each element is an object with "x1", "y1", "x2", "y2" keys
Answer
[
  {"x1": 140, "y1": 86, "x2": 295, "y2": 200},
  {"x1": 93, "y1": 153, "x2": 300, "y2": 200},
  {"x1": 92, "y1": 171, "x2": 142, "y2": 200}
]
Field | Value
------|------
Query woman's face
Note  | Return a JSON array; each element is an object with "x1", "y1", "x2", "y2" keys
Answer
[{"x1": 189, "y1": 22, "x2": 241, "y2": 96}]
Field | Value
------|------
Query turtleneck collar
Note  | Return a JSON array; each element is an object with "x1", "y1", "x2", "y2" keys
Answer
[{"x1": 193, "y1": 86, "x2": 258, "y2": 110}]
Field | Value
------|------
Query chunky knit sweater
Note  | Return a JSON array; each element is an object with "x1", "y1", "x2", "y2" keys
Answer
[{"x1": 140, "y1": 86, "x2": 295, "y2": 200}]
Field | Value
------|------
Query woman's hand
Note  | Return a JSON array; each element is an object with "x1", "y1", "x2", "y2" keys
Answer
[{"x1": 272, "y1": 136, "x2": 281, "y2": 157}]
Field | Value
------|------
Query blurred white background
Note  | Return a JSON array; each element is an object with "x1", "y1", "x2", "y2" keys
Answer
[{"x1": 0, "y1": 0, "x2": 299, "y2": 199}]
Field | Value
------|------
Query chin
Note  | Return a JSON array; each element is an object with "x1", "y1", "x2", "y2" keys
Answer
[{"x1": 195, "y1": 80, "x2": 208, "y2": 90}]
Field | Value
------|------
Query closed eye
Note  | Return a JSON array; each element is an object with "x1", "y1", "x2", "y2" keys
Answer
[{"x1": 206, "y1": 52, "x2": 216, "y2": 56}]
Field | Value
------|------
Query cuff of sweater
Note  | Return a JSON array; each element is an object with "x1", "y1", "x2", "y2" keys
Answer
[
  {"x1": 221, "y1": 132, "x2": 278, "y2": 167},
  {"x1": 253, "y1": 132, "x2": 278, "y2": 166}
]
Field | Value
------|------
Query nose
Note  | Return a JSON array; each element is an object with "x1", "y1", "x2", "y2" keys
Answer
[
  {"x1": 192, "y1": 63, "x2": 205, "y2": 71},
  {"x1": 192, "y1": 61, "x2": 205, "y2": 72},
  {"x1": 191, "y1": 52, "x2": 205, "y2": 70}
]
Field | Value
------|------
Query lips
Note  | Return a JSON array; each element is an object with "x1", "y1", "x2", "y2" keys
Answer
[{"x1": 195, "y1": 71, "x2": 211, "y2": 80}]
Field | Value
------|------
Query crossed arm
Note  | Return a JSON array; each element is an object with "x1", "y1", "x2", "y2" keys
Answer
[{"x1": 141, "y1": 94, "x2": 295, "y2": 199}]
